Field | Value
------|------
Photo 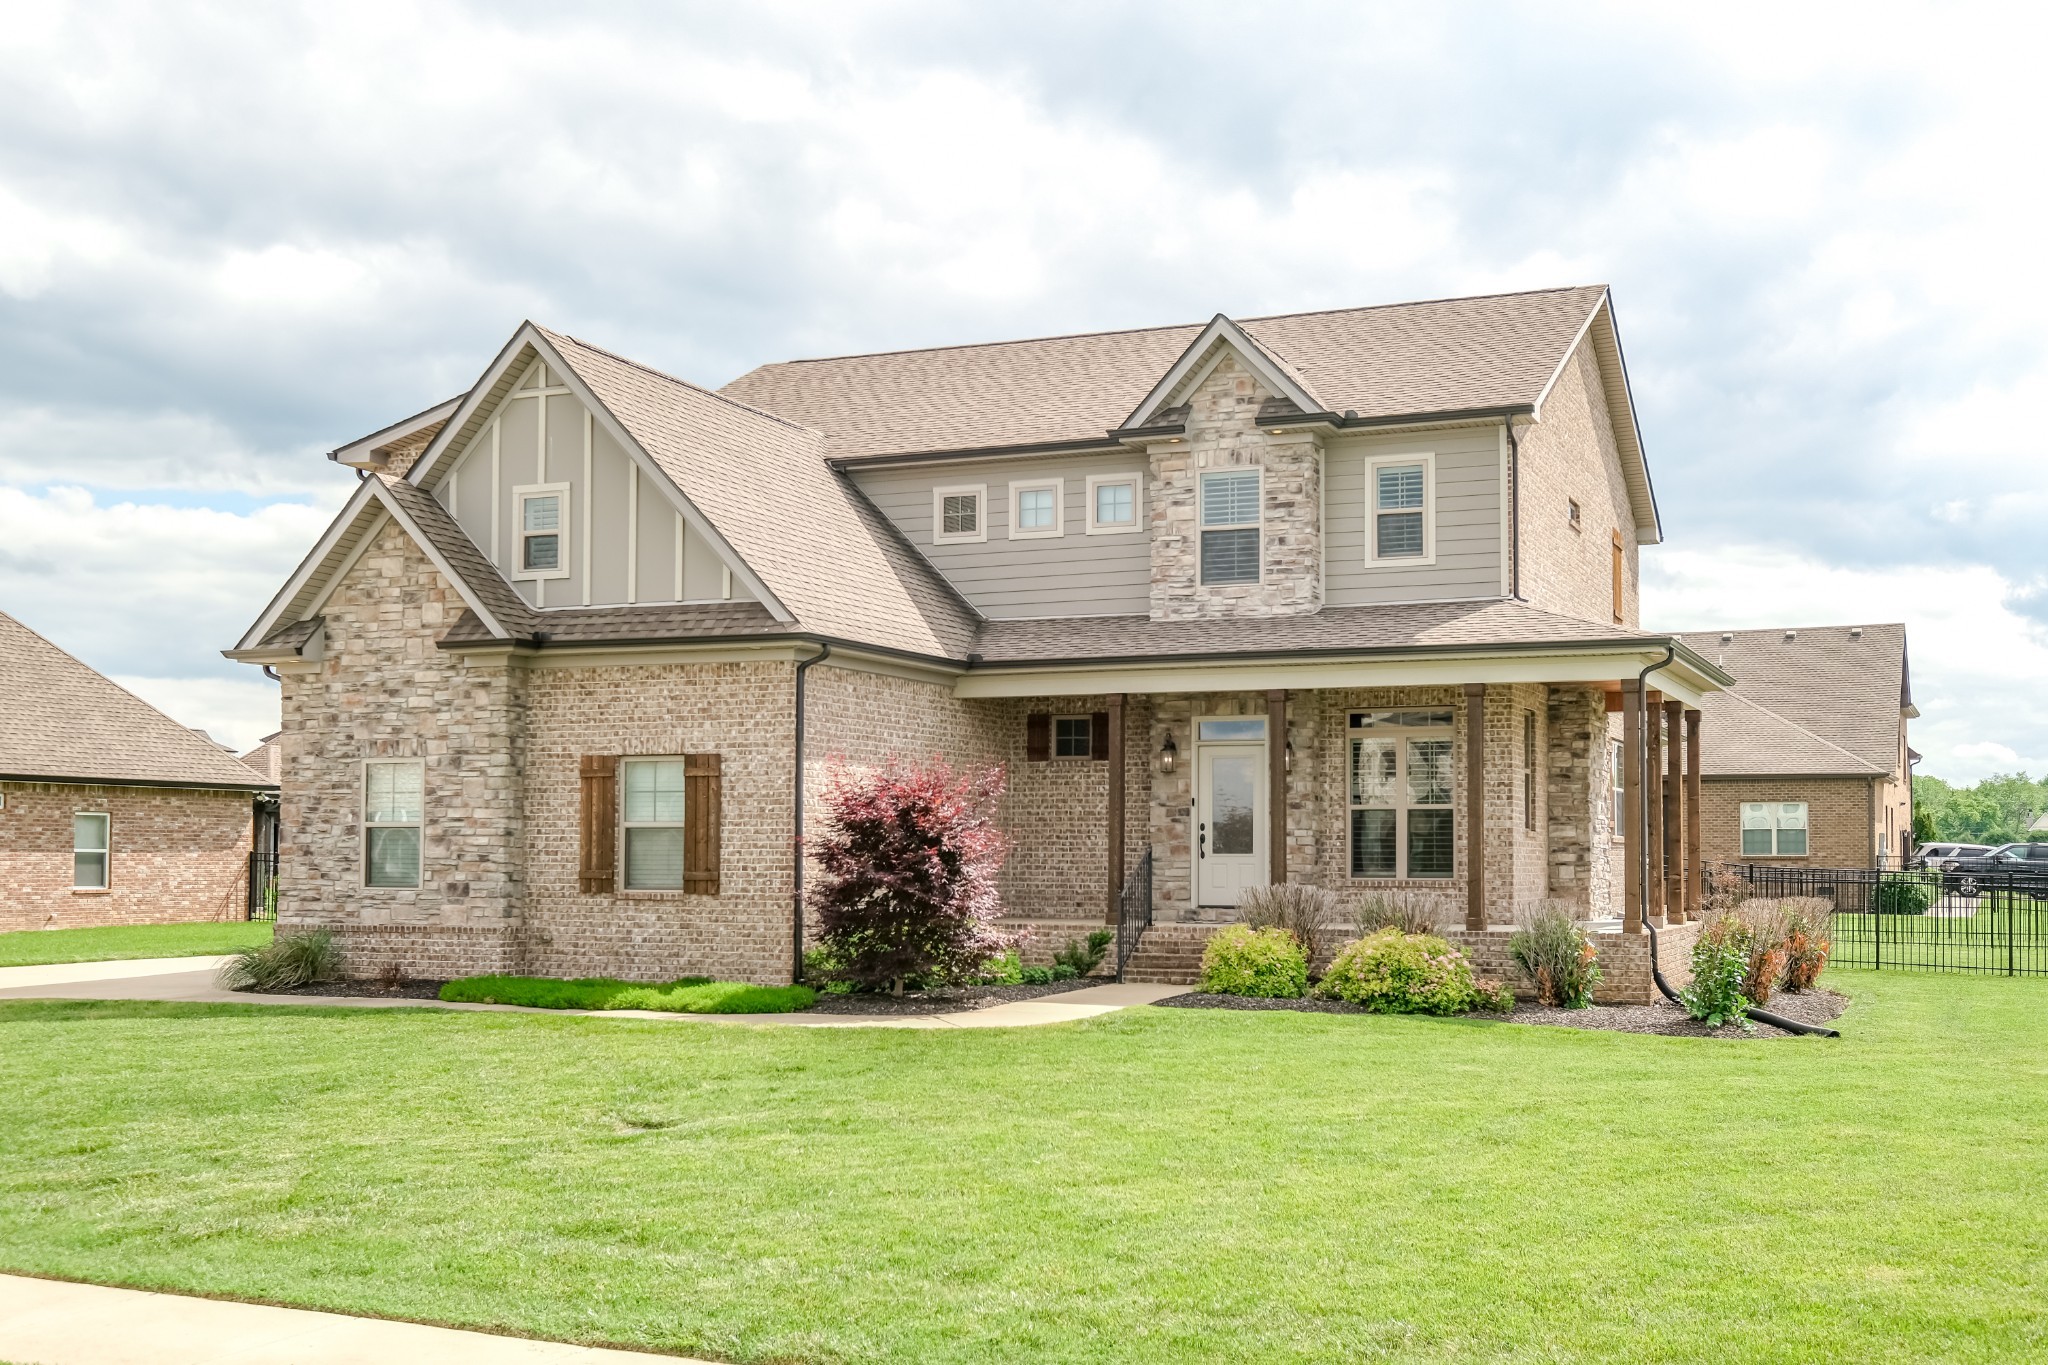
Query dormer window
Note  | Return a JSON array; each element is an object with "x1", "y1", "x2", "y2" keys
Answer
[
  {"x1": 1368, "y1": 454, "x2": 1433, "y2": 564},
  {"x1": 933, "y1": 484, "x2": 987, "y2": 544},
  {"x1": 1199, "y1": 469, "x2": 1261, "y2": 584},
  {"x1": 514, "y1": 484, "x2": 570, "y2": 579}
]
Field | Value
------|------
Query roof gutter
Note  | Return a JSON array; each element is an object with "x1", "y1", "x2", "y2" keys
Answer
[
  {"x1": 0, "y1": 772, "x2": 277, "y2": 794},
  {"x1": 1255, "y1": 402, "x2": 1533, "y2": 432}
]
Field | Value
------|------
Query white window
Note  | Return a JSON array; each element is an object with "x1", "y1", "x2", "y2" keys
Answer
[
  {"x1": 623, "y1": 758, "x2": 687, "y2": 890},
  {"x1": 1611, "y1": 739, "x2": 1626, "y2": 844},
  {"x1": 1054, "y1": 715, "x2": 1093, "y2": 758},
  {"x1": 1007, "y1": 478, "x2": 1064, "y2": 539},
  {"x1": 1348, "y1": 710, "x2": 1456, "y2": 879},
  {"x1": 364, "y1": 761, "x2": 423, "y2": 888},
  {"x1": 932, "y1": 485, "x2": 987, "y2": 544},
  {"x1": 1199, "y1": 469, "x2": 1261, "y2": 585},
  {"x1": 73, "y1": 813, "x2": 109, "y2": 890},
  {"x1": 1741, "y1": 802, "x2": 1809, "y2": 857},
  {"x1": 513, "y1": 483, "x2": 571, "y2": 580},
  {"x1": 1368, "y1": 453, "x2": 1434, "y2": 564},
  {"x1": 1086, "y1": 473, "x2": 1142, "y2": 534}
]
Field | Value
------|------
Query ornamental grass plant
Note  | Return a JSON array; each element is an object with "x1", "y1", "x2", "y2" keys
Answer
[
  {"x1": 1507, "y1": 902, "x2": 1601, "y2": 1008},
  {"x1": 1781, "y1": 896, "x2": 1835, "y2": 992},
  {"x1": 215, "y1": 930, "x2": 338, "y2": 992},
  {"x1": 1235, "y1": 883, "x2": 1339, "y2": 971}
]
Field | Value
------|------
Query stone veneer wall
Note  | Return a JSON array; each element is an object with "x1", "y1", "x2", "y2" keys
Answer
[
  {"x1": 1544, "y1": 685, "x2": 1618, "y2": 914},
  {"x1": 1515, "y1": 338, "x2": 1640, "y2": 628},
  {"x1": 1148, "y1": 354, "x2": 1322, "y2": 621},
  {"x1": 0, "y1": 781, "x2": 253, "y2": 931}
]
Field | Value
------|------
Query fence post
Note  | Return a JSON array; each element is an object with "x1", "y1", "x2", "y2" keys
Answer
[
  {"x1": 2010, "y1": 874, "x2": 2018, "y2": 978},
  {"x1": 1873, "y1": 871, "x2": 1882, "y2": 972}
]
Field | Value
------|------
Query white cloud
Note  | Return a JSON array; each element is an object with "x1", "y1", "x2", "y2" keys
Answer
[{"x1": 109, "y1": 674, "x2": 280, "y2": 755}]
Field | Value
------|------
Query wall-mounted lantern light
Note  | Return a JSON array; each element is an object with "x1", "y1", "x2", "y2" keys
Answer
[
  {"x1": 1159, "y1": 731, "x2": 1178, "y2": 774},
  {"x1": 1284, "y1": 738, "x2": 1294, "y2": 773}
]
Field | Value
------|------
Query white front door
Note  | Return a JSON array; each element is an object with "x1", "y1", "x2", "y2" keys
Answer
[{"x1": 1196, "y1": 741, "x2": 1266, "y2": 907}]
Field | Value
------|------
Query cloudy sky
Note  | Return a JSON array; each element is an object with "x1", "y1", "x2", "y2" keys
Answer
[{"x1": 2, "y1": 1, "x2": 2042, "y2": 779}]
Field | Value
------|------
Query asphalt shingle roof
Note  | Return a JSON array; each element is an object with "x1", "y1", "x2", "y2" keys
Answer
[{"x1": 1673, "y1": 624, "x2": 1908, "y2": 777}]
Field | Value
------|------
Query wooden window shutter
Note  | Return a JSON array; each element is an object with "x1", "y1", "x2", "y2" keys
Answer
[
  {"x1": 1090, "y1": 711, "x2": 1111, "y2": 761},
  {"x1": 579, "y1": 755, "x2": 618, "y2": 894},
  {"x1": 1610, "y1": 530, "x2": 1625, "y2": 624},
  {"x1": 683, "y1": 753, "x2": 722, "y2": 895},
  {"x1": 1026, "y1": 712, "x2": 1051, "y2": 762}
]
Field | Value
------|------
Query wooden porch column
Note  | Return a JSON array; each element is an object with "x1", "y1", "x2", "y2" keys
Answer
[
  {"x1": 1105, "y1": 693, "x2": 1126, "y2": 925},
  {"x1": 1464, "y1": 682, "x2": 1487, "y2": 931},
  {"x1": 1621, "y1": 678, "x2": 1644, "y2": 935},
  {"x1": 1685, "y1": 707, "x2": 1704, "y2": 918},
  {"x1": 1646, "y1": 689, "x2": 1666, "y2": 927},
  {"x1": 1664, "y1": 697, "x2": 1686, "y2": 922},
  {"x1": 1266, "y1": 690, "x2": 1288, "y2": 888}
]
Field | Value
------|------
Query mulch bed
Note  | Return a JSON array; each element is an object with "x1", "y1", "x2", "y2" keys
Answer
[
  {"x1": 1154, "y1": 988, "x2": 1851, "y2": 1038},
  {"x1": 808, "y1": 976, "x2": 1111, "y2": 1016},
  {"x1": 244, "y1": 979, "x2": 449, "y2": 1001}
]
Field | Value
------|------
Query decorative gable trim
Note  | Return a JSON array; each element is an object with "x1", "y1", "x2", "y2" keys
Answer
[
  {"x1": 1120, "y1": 314, "x2": 1327, "y2": 433},
  {"x1": 328, "y1": 396, "x2": 464, "y2": 471}
]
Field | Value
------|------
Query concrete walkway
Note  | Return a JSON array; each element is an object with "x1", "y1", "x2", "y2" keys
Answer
[
  {"x1": 0, "y1": 1272, "x2": 711, "y2": 1364},
  {"x1": 0, "y1": 957, "x2": 1183, "y2": 1028}
]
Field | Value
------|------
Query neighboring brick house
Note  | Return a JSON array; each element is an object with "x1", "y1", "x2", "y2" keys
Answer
[
  {"x1": 229, "y1": 286, "x2": 1739, "y2": 1001},
  {"x1": 1, "y1": 611, "x2": 278, "y2": 930},
  {"x1": 1673, "y1": 625, "x2": 1914, "y2": 870}
]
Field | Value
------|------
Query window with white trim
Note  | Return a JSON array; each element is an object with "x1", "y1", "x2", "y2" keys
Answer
[
  {"x1": 933, "y1": 485, "x2": 987, "y2": 544},
  {"x1": 1348, "y1": 709, "x2": 1455, "y2": 879},
  {"x1": 1611, "y1": 739, "x2": 1626, "y2": 843},
  {"x1": 73, "y1": 813, "x2": 109, "y2": 890},
  {"x1": 1054, "y1": 716, "x2": 1092, "y2": 758},
  {"x1": 1008, "y1": 478, "x2": 1064, "y2": 539},
  {"x1": 513, "y1": 483, "x2": 570, "y2": 579},
  {"x1": 623, "y1": 757, "x2": 687, "y2": 890},
  {"x1": 364, "y1": 761, "x2": 423, "y2": 888},
  {"x1": 1368, "y1": 454, "x2": 1433, "y2": 563},
  {"x1": 1199, "y1": 469, "x2": 1260, "y2": 584},
  {"x1": 1086, "y1": 473, "x2": 1140, "y2": 534},
  {"x1": 1741, "y1": 802, "x2": 1809, "y2": 857}
]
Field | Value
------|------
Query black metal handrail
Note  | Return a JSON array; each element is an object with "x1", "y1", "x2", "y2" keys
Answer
[
  {"x1": 1115, "y1": 850, "x2": 1153, "y2": 983},
  {"x1": 248, "y1": 850, "x2": 279, "y2": 922}
]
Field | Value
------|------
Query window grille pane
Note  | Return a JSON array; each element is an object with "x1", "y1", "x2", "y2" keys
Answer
[
  {"x1": 1199, "y1": 470, "x2": 1260, "y2": 526},
  {"x1": 1376, "y1": 510, "x2": 1424, "y2": 558},
  {"x1": 74, "y1": 851, "x2": 108, "y2": 889},
  {"x1": 1740, "y1": 828, "x2": 1775, "y2": 856},
  {"x1": 73, "y1": 813, "x2": 108, "y2": 853},
  {"x1": 1776, "y1": 828, "x2": 1808, "y2": 856},
  {"x1": 1199, "y1": 718, "x2": 1266, "y2": 742},
  {"x1": 1351, "y1": 808, "x2": 1396, "y2": 876},
  {"x1": 1407, "y1": 738, "x2": 1453, "y2": 805},
  {"x1": 1407, "y1": 809, "x2": 1454, "y2": 878},
  {"x1": 1351, "y1": 737, "x2": 1396, "y2": 805},
  {"x1": 366, "y1": 763, "x2": 422, "y2": 823},
  {"x1": 941, "y1": 494, "x2": 978, "y2": 535},
  {"x1": 1095, "y1": 481, "x2": 1134, "y2": 525},
  {"x1": 1017, "y1": 487, "x2": 1055, "y2": 530},
  {"x1": 1200, "y1": 527, "x2": 1260, "y2": 583},
  {"x1": 624, "y1": 760, "x2": 686, "y2": 823},
  {"x1": 523, "y1": 495, "x2": 560, "y2": 532},
  {"x1": 1376, "y1": 464, "x2": 1424, "y2": 510},
  {"x1": 522, "y1": 533, "x2": 560, "y2": 571},
  {"x1": 1054, "y1": 716, "x2": 1091, "y2": 757},
  {"x1": 366, "y1": 827, "x2": 421, "y2": 887},
  {"x1": 625, "y1": 826, "x2": 686, "y2": 890}
]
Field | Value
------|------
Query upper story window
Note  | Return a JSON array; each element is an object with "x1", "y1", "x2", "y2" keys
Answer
[
  {"x1": 514, "y1": 484, "x2": 570, "y2": 580},
  {"x1": 623, "y1": 757, "x2": 687, "y2": 890},
  {"x1": 933, "y1": 484, "x2": 987, "y2": 544},
  {"x1": 1087, "y1": 473, "x2": 1141, "y2": 534},
  {"x1": 1368, "y1": 454, "x2": 1433, "y2": 564},
  {"x1": 73, "y1": 813, "x2": 109, "y2": 890},
  {"x1": 1741, "y1": 802, "x2": 1808, "y2": 857},
  {"x1": 1199, "y1": 469, "x2": 1261, "y2": 585},
  {"x1": 364, "y1": 760, "x2": 423, "y2": 888},
  {"x1": 1008, "y1": 478, "x2": 1064, "y2": 539}
]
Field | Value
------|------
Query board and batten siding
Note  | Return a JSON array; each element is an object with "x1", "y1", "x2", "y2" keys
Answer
[
  {"x1": 851, "y1": 453, "x2": 1151, "y2": 619},
  {"x1": 434, "y1": 361, "x2": 751, "y2": 609},
  {"x1": 1324, "y1": 426, "x2": 1503, "y2": 605}
]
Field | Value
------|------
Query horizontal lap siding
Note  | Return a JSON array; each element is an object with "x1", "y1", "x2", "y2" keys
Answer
[
  {"x1": 1325, "y1": 428, "x2": 1502, "y2": 604},
  {"x1": 852, "y1": 454, "x2": 1150, "y2": 619}
]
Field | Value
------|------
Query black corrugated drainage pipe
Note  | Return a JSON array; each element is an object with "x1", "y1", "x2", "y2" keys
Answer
[
  {"x1": 1636, "y1": 646, "x2": 1839, "y2": 1038},
  {"x1": 791, "y1": 641, "x2": 831, "y2": 983}
]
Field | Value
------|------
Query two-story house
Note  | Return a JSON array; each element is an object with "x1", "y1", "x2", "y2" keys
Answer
[{"x1": 228, "y1": 286, "x2": 1731, "y2": 1000}]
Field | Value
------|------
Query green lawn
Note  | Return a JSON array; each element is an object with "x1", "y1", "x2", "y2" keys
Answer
[
  {"x1": 0, "y1": 921, "x2": 271, "y2": 968},
  {"x1": 2, "y1": 973, "x2": 2045, "y2": 1363}
]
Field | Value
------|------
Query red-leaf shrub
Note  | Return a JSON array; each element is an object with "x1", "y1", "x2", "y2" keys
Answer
[{"x1": 807, "y1": 758, "x2": 1015, "y2": 994}]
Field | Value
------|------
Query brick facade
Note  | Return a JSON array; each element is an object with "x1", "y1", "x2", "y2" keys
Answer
[
  {"x1": 0, "y1": 780, "x2": 253, "y2": 931},
  {"x1": 1515, "y1": 339, "x2": 1640, "y2": 628},
  {"x1": 1698, "y1": 776, "x2": 1878, "y2": 870}
]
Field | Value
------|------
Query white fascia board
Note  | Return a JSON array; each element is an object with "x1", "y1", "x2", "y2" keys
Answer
[
  {"x1": 233, "y1": 478, "x2": 383, "y2": 651},
  {"x1": 405, "y1": 325, "x2": 542, "y2": 490},
  {"x1": 1529, "y1": 292, "x2": 1607, "y2": 421},
  {"x1": 366, "y1": 481, "x2": 511, "y2": 638},
  {"x1": 1532, "y1": 294, "x2": 1660, "y2": 546},
  {"x1": 329, "y1": 396, "x2": 464, "y2": 470},
  {"x1": 1122, "y1": 315, "x2": 1325, "y2": 430}
]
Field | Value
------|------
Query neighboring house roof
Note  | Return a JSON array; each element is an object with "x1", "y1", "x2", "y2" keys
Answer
[
  {"x1": 239, "y1": 732, "x2": 283, "y2": 783},
  {"x1": 0, "y1": 611, "x2": 277, "y2": 790},
  {"x1": 1673, "y1": 624, "x2": 1909, "y2": 778}
]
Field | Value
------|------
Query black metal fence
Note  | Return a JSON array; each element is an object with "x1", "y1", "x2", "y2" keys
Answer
[
  {"x1": 247, "y1": 850, "x2": 279, "y2": 922},
  {"x1": 1728, "y1": 862, "x2": 2048, "y2": 976},
  {"x1": 1115, "y1": 850, "x2": 1153, "y2": 983}
]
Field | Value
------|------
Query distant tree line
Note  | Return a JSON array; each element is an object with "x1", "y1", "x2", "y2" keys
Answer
[{"x1": 1913, "y1": 773, "x2": 2048, "y2": 846}]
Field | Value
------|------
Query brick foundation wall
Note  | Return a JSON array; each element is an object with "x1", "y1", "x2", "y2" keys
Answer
[
  {"x1": 1699, "y1": 776, "x2": 1877, "y2": 870},
  {"x1": 1443, "y1": 918, "x2": 1694, "y2": 1006},
  {"x1": 0, "y1": 781, "x2": 253, "y2": 930}
]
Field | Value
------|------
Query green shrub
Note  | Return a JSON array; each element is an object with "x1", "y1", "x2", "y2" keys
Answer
[
  {"x1": 1198, "y1": 924, "x2": 1308, "y2": 998},
  {"x1": 1874, "y1": 876, "x2": 1936, "y2": 915},
  {"x1": 215, "y1": 930, "x2": 338, "y2": 992},
  {"x1": 1019, "y1": 965, "x2": 1053, "y2": 985},
  {"x1": 440, "y1": 975, "x2": 815, "y2": 1014},
  {"x1": 1679, "y1": 915, "x2": 1752, "y2": 1028},
  {"x1": 977, "y1": 949, "x2": 1024, "y2": 985},
  {"x1": 1052, "y1": 929, "x2": 1114, "y2": 978},
  {"x1": 1507, "y1": 902, "x2": 1601, "y2": 1008},
  {"x1": 802, "y1": 945, "x2": 856, "y2": 995},
  {"x1": 1050, "y1": 963, "x2": 1078, "y2": 981},
  {"x1": 1316, "y1": 929, "x2": 1484, "y2": 1015},
  {"x1": 1238, "y1": 884, "x2": 1339, "y2": 971},
  {"x1": 1472, "y1": 978, "x2": 1518, "y2": 1013},
  {"x1": 1782, "y1": 897, "x2": 1834, "y2": 991}
]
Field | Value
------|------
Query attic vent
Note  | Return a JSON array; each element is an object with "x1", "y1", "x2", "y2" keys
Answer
[
  {"x1": 1850, "y1": 627, "x2": 1864, "y2": 639},
  {"x1": 1784, "y1": 630, "x2": 1797, "y2": 642},
  {"x1": 1720, "y1": 633, "x2": 1733, "y2": 645}
]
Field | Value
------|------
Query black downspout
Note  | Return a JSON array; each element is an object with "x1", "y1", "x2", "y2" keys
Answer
[
  {"x1": 1505, "y1": 418, "x2": 1523, "y2": 601},
  {"x1": 791, "y1": 641, "x2": 831, "y2": 983},
  {"x1": 1636, "y1": 646, "x2": 1838, "y2": 1037}
]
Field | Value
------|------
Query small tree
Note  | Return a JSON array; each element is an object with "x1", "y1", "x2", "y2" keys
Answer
[{"x1": 807, "y1": 758, "x2": 1014, "y2": 995}]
